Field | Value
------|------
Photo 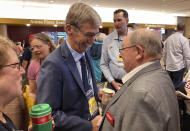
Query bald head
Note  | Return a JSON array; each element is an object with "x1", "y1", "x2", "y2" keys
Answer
[{"x1": 128, "y1": 29, "x2": 162, "y2": 59}]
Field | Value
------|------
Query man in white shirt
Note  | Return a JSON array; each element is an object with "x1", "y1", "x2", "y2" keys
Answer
[
  {"x1": 163, "y1": 23, "x2": 190, "y2": 87},
  {"x1": 100, "y1": 9, "x2": 129, "y2": 91}
]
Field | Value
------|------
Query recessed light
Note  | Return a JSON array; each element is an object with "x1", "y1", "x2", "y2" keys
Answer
[
  {"x1": 53, "y1": 24, "x2": 58, "y2": 27},
  {"x1": 26, "y1": 24, "x2": 31, "y2": 27},
  {"x1": 99, "y1": 25, "x2": 103, "y2": 28},
  {"x1": 49, "y1": 0, "x2": 55, "y2": 3}
]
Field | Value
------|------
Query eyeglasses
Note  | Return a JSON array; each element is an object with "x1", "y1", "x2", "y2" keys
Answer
[
  {"x1": 119, "y1": 45, "x2": 136, "y2": 53},
  {"x1": 30, "y1": 45, "x2": 43, "y2": 52},
  {"x1": 0, "y1": 62, "x2": 21, "y2": 70},
  {"x1": 72, "y1": 25, "x2": 97, "y2": 39}
]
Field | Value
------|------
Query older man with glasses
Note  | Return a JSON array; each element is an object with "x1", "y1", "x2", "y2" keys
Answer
[{"x1": 99, "y1": 29, "x2": 180, "y2": 131}]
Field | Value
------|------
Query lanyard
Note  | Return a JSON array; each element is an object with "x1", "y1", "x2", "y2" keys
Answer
[{"x1": 114, "y1": 34, "x2": 123, "y2": 42}]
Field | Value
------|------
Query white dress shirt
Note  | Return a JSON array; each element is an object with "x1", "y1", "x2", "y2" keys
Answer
[{"x1": 163, "y1": 32, "x2": 190, "y2": 71}]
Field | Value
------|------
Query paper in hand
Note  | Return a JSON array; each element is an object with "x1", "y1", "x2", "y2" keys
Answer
[{"x1": 176, "y1": 91, "x2": 190, "y2": 100}]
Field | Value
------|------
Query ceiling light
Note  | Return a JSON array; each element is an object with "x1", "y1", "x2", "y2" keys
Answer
[
  {"x1": 26, "y1": 24, "x2": 31, "y2": 27},
  {"x1": 99, "y1": 25, "x2": 103, "y2": 28},
  {"x1": 49, "y1": 0, "x2": 55, "y2": 4},
  {"x1": 53, "y1": 24, "x2": 58, "y2": 27}
]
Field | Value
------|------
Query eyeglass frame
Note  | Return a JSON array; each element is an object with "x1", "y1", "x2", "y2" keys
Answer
[
  {"x1": 71, "y1": 24, "x2": 98, "y2": 39},
  {"x1": 30, "y1": 44, "x2": 44, "y2": 52},
  {"x1": 119, "y1": 45, "x2": 137, "y2": 53},
  {"x1": 0, "y1": 62, "x2": 21, "y2": 70}
]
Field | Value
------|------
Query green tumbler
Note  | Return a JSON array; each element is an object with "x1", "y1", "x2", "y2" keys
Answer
[{"x1": 30, "y1": 104, "x2": 52, "y2": 131}]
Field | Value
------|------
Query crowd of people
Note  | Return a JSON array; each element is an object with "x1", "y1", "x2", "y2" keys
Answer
[{"x1": 1, "y1": 2, "x2": 190, "y2": 131}]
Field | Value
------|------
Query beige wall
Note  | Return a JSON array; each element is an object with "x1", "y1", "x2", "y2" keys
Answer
[
  {"x1": 0, "y1": 24, "x2": 7, "y2": 37},
  {"x1": 185, "y1": 17, "x2": 190, "y2": 38}
]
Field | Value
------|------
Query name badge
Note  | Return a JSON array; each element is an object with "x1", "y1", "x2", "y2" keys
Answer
[
  {"x1": 106, "y1": 111, "x2": 114, "y2": 126},
  {"x1": 89, "y1": 97, "x2": 98, "y2": 115}
]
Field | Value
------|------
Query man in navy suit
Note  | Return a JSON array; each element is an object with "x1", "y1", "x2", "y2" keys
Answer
[{"x1": 37, "y1": 3, "x2": 102, "y2": 131}]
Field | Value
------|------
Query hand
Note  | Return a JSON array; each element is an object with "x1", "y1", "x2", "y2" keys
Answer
[
  {"x1": 185, "y1": 81, "x2": 190, "y2": 97},
  {"x1": 91, "y1": 115, "x2": 103, "y2": 131},
  {"x1": 98, "y1": 88, "x2": 103, "y2": 101},
  {"x1": 111, "y1": 80, "x2": 122, "y2": 90},
  {"x1": 52, "y1": 118, "x2": 55, "y2": 131},
  {"x1": 184, "y1": 99, "x2": 190, "y2": 103},
  {"x1": 28, "y1": 118, "x2": 55, "y2": 131},
  {"x1": 177, "y1": 96, "x2": 183, "y2": 100},
  {"x1": 28, "y1": 125, "x2": 33, "y2": 131}
]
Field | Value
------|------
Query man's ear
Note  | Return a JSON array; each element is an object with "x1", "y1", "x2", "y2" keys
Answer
[
  {"x1": 47, "y1": 42, "x2": 51, "y2": 48},
  {"x1": 126, "y1": 18, "x2": 129, "y2": 24},
  {"x1": 65, "y1": 24, "x2": 72, "y2": 35},
  {"x1": 135, "y1": 45, "x2": 144, "y2": 60}
]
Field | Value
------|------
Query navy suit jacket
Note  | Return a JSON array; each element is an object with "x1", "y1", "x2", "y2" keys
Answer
[{"x1": 37, "y1": 41, "x2": 99, "y2": 131}]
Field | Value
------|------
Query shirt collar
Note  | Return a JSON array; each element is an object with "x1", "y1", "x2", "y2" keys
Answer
[
  {"x1": 175, "y1": 32, "x2": 183, "y2": 35},
  {"x1": 66, "y1": 40, "x2": 84, "y2": 62},
  {"x1": 113, "y1": 29, "x2": 132, "y2": 41},
  {"x1": 122, "y1": 61, "x2": 155, "y2": 83}
]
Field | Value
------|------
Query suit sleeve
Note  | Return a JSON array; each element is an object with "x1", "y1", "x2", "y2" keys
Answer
[
  {"x1": 163, "y1": 42, "x2": 167, "y2": 66},
  {"x1": 121, "y1": 91, "x2": 162, "y2": 131},
  {"x1": 37, "y1": 59, "x2": 92, "y2": 131}
]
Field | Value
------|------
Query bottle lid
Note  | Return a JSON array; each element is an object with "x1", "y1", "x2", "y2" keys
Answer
[{"x1": 30, "y1": 104, "x2": 52, "y2": 117}]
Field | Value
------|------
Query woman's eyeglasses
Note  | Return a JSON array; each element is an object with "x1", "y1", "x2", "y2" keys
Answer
[
  {"x1": 0, "y1": 62, "x2": 21, "y2": 70},
  {"x1": 30, "y1": 45, "x2": 43, "y2": 52}
]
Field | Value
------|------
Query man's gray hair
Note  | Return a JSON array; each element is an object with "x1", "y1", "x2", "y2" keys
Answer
[
  {"x1": 129, "y1": 29, "x2": 162, "y2": 58},
  {"x1": 66, "y1": 2, "x2": 101, "y2": 28}
]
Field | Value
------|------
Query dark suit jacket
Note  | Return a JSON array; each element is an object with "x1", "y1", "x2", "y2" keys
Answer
[
  {"x1": 37, "y1": 41, "x2": 99, "y2": 131},
  {"x1": 100, "y1": 60, "x2": 180, "y2": 131}
]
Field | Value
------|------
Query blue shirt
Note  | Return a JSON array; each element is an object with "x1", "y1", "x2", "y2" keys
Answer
[
  {"x1": 100, "y1": 30, "x2": 127, "y2": 82},
  {"x1": 90, "y1": 41, "x2": 103, "y2": 82}
]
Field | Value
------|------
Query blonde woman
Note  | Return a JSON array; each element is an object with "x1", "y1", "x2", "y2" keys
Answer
[{"x1": 27, "y1": 33, "x2": 56, "y2": 103}]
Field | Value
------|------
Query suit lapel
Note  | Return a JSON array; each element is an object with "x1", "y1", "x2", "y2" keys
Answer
[
  {"x1": 102, "y1": 80, "x2": 131, "y2": 118},
  {"x1": 60, "y1": 42, "x2": 86, "y2": 94},
  {"x1": 102, "y1": 60, "x2": 162, "y2": 117}
]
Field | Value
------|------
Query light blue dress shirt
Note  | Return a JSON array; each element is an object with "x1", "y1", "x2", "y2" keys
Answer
[
  {"x1": 66, "y1": 41, "x2": 94, "y2": 92},
  {"x1": 163, "y1": 32, "x2": 190, "y2": 71},
  {"x1": 100, "y1": 30, "x2": 128, "y2": 82}
]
